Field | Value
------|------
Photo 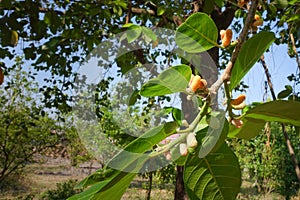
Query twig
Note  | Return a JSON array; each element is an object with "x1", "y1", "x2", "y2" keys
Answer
[
  {"x1": 125, "y1": 0, "x2": 132, "y2": 24},
  {"x1": 260, "y1": 56, "x2": 276, "y2": 100},
  {"x1": 260, "y1": 55, "x2": 300, "y2": 184},
  {"x1": 289, "y1": 32, "x2": 300, "y2": 71},
  {"x1": 131, "y1": 7, "x2": 156, "y2": 15},
  {"x1": 210, "y1": 0, "x2": 259, "y2": 95}
]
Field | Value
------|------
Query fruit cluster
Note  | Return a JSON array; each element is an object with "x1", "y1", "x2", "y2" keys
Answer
[
  {"x1": 230, "y1": 94, "x2": 247, "y2": 128},
  {"x1": 251, "y1": 14, "x2": 263, "y2": 32},
  {"x1": 220, "y1": 29, "x2": 233, "y2": 48},
  {"x1": 189, "y1": 74, "x2": 207, "y2": 92}
]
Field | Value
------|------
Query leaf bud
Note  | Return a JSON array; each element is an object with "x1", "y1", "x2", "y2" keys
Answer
[
  {"x1": 179, "y1": 143, "x2": 188, "y2": 156},
  {"x1": 186, "y1": 132, "x2": 198, "y2": 149},
  {"x1": 181, "y1": 120, "x2": 189, "y2": 128}
]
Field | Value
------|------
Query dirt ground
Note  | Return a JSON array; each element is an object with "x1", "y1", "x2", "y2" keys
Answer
[{"x1": 0, "y1": 156, "x2": 299, "y2": 200}]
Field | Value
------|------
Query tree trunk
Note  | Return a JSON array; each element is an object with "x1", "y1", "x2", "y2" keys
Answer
[
  {"x1": 146, "y1": 172, "x2": 153, "y2": 200},
  {"x1": 174, "y1": 166, "x2": 188, "y2": 200}
]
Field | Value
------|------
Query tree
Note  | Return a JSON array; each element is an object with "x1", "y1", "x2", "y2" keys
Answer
[
  {"x1": 0, "y1": 57, "x2": 60, "y2": 185},
  {"x1": 0, "y1": 0, "x2": 300, "y2": 199}
]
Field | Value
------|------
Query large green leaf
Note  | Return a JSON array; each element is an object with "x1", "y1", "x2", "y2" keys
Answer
[
  {"x1": 68, "y1": 122, "x2": 178, "y2": 200},
  {"x1": 230, "y1": 31, "x2": 275, "y2": 91},
  {"x1": 175, "y1": 12, "x2": 218, "y2": 53},
  {"x1": 140, "y1": 65, "x2": 191, "y2": 97},
  {"x1": 228, "y1": 100, "x2": 300, "y2": 139},
  {"x1": 245, "y1": 100, "x2": 300, "y2": 126},
  {"x1": 197, "y1": 112, "x2": 229, "y2": 158},
  {"x1": 228, "y1": 118, "x2": 266, "y2": 139},
  {"x1": 184, "y1": 143, "x2": 241, "y2": 200}
]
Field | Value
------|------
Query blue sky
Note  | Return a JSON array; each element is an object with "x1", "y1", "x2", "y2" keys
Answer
[{"x1": 241, "y1": 43, "x2": 298, "y2": 104}]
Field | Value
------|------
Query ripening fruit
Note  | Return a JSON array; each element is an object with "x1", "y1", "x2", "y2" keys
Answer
[
  {"x1": 189, "y1": 75, "x2": 207, "y2": 92},
  {"x1": 179, "y1": 143, "x2": 188, "y2": 156},
  {"x1": 238, "y1": 0, "x2": 244, "y2": 7},
  {"x1": 231, "y1": 118, "x2": 243, "y2": 128},
  {"x1": 186, "y1": 132, "x2": 197, "y2": 149},
  {"x1": 251, "y1": 14, "x2": 263, "y2": 30},
  {"x1": 199, "y1": 79, "x2": 207, "y2": 89},
  {"x1": 220, "y1": 30, "x2": 226, "y2": 40},
  {"x1": 232, "y1": 101, "x2": 246, "y2": 110},
  {"x1": 230, "y1": 94, "x2": 246, "y2": 106},
  {"x1": 11, "y1": 30, "x2": 18, "y2": 46},
  {"x1": 0, "y1": 68, "x2": 4, "y2": 85},
  {"x1": 254, "y1": 14, "x2": 261, "y2": 21},
  {"x1": 252, "y1": 19, "x2": 263, "y2": 27},
  {"x1": 221, "y1": 29, "x2": 233, "y2": 48}
]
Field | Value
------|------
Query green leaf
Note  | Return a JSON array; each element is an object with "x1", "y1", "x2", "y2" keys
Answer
[
  {"x1": 157, "y1": 6, "x2": 165, "y2": 16},
  {"x1": 68, "y1": 173, "x2": 135, "y2": 200},
  {"x1": 245, "y1": 100, "x2": 300, "y2": 126},
  {"x1": 229, "y1": 31, "x2": 275, "y2": 91},
  {"x1": 128, "y1": 89, "x2": 140, "y2": 106},
  {"x1": 184, "y1": 143, "x2": 241, "y2": 200},
  {"x1": 142, "y1": 26, "x2": 157, "y2": 42},
  {"x1": 140, "y1": 65, "x2": 192, "y2": 97},
  {"x1": 123, "y1": 24, "x2": 142, "y2": 43},
  {"x1": 228, "y1": 118, "x2": 265, "y2": 139},
  {"x1": 277, "y1": 89, "x2": 292, "y2": 99},
  {"x1": 197, "y1": 112, "x2": 229, "y2": 158},
  {"x1": 175, "y1": 12, "x2": 218, "y2": 53},
  {"x1": 274, "y1": 0, "x2": 288, "y2": 8},
  {"x1": 203, "y1": 0, "x2": 215, "y2": 14},
  {"x1": 214, "y1": 0, "x2": 225, "y2": 7},
  {"x1": 172, "y1": 107, "x2": 184, "y2": 125},
  {"x1": 229, "y1": 100, "x2": 300, "y2": 139},
  {"x1": 69, "y1": 122, "x2": 178, "y2": 200}
]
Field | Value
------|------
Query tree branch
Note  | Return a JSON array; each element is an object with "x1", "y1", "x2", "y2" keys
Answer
[
  {"x1": 289, "y1": 32, "x2": 300, "y2": 71},
  {"x1": 126, "y1": 1, "x2": 132, "y2": 24},
  {"x1": 210, "y1": 0, "x2": 259, "y2": 95},
  {"x1": 131, "y1": 7, "x2": 156, "y2": 15}
]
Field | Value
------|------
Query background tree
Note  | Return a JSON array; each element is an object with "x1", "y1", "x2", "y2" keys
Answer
[{"x1": 0, "y1": 57, "x2": 60, "y2": 185}]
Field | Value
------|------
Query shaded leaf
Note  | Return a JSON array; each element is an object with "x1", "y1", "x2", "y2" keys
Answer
[
  {"x1": 245, "y1": 100, "x2": 300, "y2": 126},
  {"x1": 142, "y1": 26, "x2": 157, "y2": 42},
  {"x1": 197, "y1": 112, "x2": 228, "y2": 158},
  {"x1": 277, "y1": 89, "x2": 292, "y2": 99}
]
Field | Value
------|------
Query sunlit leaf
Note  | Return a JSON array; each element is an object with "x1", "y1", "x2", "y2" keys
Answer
[
  {"x1": 230, "y1": 31, "x2": 275, "y2": 91},
  {"x1": 140, "y1": 65, "x2": 192, "y2": 97},
  {"x1": 175, "y1": 12, "x2": 218, "y2": 53}
]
